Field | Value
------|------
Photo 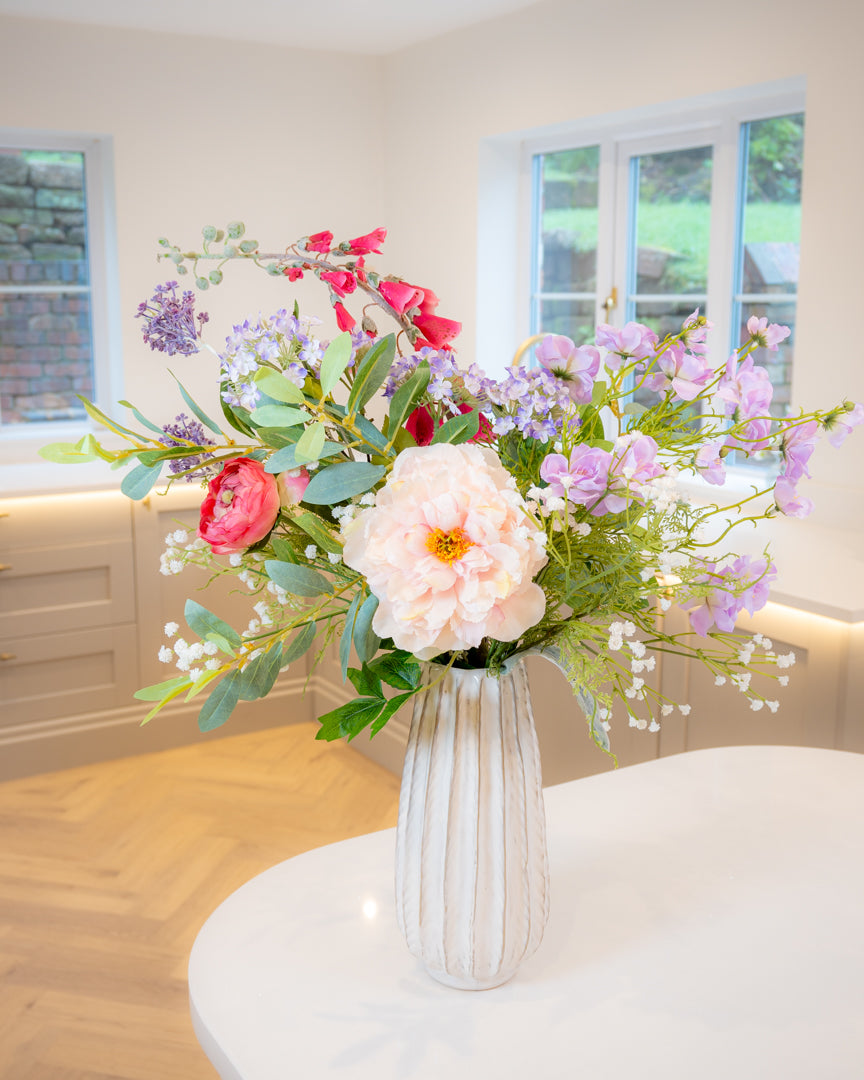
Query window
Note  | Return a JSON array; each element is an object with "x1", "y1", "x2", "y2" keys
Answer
[
  {"x1": 0, "y1": 131, "x2": 120, "y2": 444},
  {"x1": 528, "y1": 91, "x2": 804, "y2": 429}
]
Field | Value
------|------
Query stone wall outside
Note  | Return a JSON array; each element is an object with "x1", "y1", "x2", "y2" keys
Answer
[{"x1": 0, "y1": 150, "x2": 93, "y2": 424}]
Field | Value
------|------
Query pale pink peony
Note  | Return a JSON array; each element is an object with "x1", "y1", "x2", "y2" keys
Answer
[{"x1": 341, "y1": 444, "x2": 548, "y2": 660}]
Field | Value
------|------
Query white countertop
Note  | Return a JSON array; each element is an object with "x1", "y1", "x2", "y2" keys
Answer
[{"x1": 188, "y1": 745, "x2": 864, "y2": 1080}]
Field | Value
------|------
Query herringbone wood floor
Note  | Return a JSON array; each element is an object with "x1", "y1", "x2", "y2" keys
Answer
[{"x1": 0, "y1": 722, "x2": 400, "y2": 1079}]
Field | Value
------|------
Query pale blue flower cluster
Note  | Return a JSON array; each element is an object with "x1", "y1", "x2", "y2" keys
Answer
[{"x1": 220, "y1": 310, "x2": 325, "y2": 411}]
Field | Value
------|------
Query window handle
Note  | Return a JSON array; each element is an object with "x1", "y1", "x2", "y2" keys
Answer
[{"x1": 602, "y1": 287, "x2": 618, "y2": 316}]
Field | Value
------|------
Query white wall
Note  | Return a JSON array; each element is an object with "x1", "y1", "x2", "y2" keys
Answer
[
  {"x1": 380, "y1": 0, "x2": 864, "y2": 527},
  {"x1": 0, "y1": 14, "x2": 388, "y2": 453}
]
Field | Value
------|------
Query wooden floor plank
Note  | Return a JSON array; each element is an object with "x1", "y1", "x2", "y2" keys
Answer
[{"x1": 0, "y1": 722, "x2": 400, "y2": 1079}]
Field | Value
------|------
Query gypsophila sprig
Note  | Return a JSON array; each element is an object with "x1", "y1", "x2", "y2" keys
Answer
[{"x1": 42, "y1": 223, "x2": 863, "y2": 751}]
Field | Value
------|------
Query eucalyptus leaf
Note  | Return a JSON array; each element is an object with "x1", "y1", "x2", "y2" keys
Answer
[
  {"x1": 173, "y1": 377, "x2": 223, "y2": 435},
  {"x1": 387, "y1": 360, "x2": 430, "y2": 438},
  {"x1": 353, "y1": 593, "x2": 380, "y2": 664},
  {"x1": 282, "y1": 621, "x2": 317, "y2": 664},
  {"x1": 346, "y1": 334, "x2": 396, "y2": 414},
  {"x1": 250, "y1": 404, "x2": 310, "y2": 428},
  {"x1": 118, "y1": 399, "x2": 166, "y2": 435},
  {"x1": 264, "y1": 441, "x2": 343, "y2": 474},
  {"x1": 319, "y1": 332, "x2": 353, "y2": 398},
  {"x1": 133, "y1": 676, "x2": 189, "y2": 701},
  {"x1": 293, "y1": 422, "x2": 326, "y2": 464},
  {"x1": 220, "y1": 396, "x2": 255, "y2": 437},
  {"x1": 293, "y1": 512, "x2": 343, "y2": 554},
  {"x1": 76, "y1": 396, "x2": 142, "y2": 440},
  {"x1": 340, "y1": 592, "x2": 362, "y2": 682},
  {"x1": 301, "y1": 462, "x2": 385, "y2": 506},
  {"x1": 39, "y1": 441, "x2": 99, "y2": 464},
  {"x1": 236, "y1": 643, "x2": 284, "y2": 701},
  {"x1": 431, "y1": 409, "x2": 480, "y2": 446},
  {"x1": 264, "y1": 559, "x2": 332, "y2": 597},
  {"x1": 184, "y1": 599, "x2": 242, "y2": 648},
  {"x1": 198, "y1": 671, "x2": 242, "y2": 732},
  {"x1": 120, "y1": 461, "x2": 163, "y2": 500},
  {"x1": 253, "y1": 368, "x2": 306, "y2": 404}
]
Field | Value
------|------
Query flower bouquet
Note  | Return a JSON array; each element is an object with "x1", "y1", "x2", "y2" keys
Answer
[
  {"x1": 41, "y1": 222, "x2": 861, "y2": 750},
  {"x1": 42, "y1": 221, "x2": 862, "y2": 988}
]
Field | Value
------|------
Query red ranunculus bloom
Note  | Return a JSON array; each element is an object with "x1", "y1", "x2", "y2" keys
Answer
[
  {"x1": 405, "y1": 404, "x2": 494, "y2": 447},
  {"x1": 334, "y1": 301, "x2": 356, "y2": 332},
  {"x1": 306, "y1": 230, "x2": 333, "y2": 253},
  {"x1": 198, "y1": 457, "x2": 281, "y2": 555},
  {"x1": 320, "y1": 270, "x2": 356, "y2": 297},
  {"x1": 346, "y1": 227, "x2": 387, "y2": 255}
]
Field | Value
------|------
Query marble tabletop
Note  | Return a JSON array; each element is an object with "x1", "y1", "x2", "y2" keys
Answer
[{"x1": 189, "y1": 745, "x2": 864, "y2": 1079}]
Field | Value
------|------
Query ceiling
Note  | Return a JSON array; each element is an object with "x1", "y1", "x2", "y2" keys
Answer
[{"x1": 0, "y1": 0, "x2": 545, "y2": 55}]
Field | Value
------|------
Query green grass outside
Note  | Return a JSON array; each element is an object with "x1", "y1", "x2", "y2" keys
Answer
[{"x1": 542, "y1": 202, "x2": 801, "y2": 286}]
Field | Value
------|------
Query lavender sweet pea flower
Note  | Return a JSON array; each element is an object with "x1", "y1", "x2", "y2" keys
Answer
[
  {"x1": 826, "y1": 402, "x2": 864, "y2": 448},
  {"x1": 716, "y1": 356, "x2": 773, "y2": 419},
  {"x1": 725, "y1": 416, "x2": 774, "y2": 454},
  {"x1": 642, "y1": 342, "x2": 714, "y2": 402},
  {"x1": 694, "y1": 439, "x2": 726, "y2": 486},
  {"x1": 592, "y1": 432, "x2": 663, "y2": 515},
  {"x1": 746, "y1": 315, "x2": 791, "y2": 351},
  {"x1": 595, "y1": 322, "x2": 658, "y2": 372},
  {"x1": 682, "y1": 556, "x2": 776, "y2": 636},
  {"x1": 535, "y1": 335, "x2": 601, "y2": 404},
  {"x1": 540, "y1": 444, "x2": 611, "y2": 507},
  {"x1": 774, "y1": 475, "x2": 814, "y2": 518},
  {"x1": 779, "y1": 420, "x2": 819, "y2": 482},
  {"x1": 679, "y1": 310, "x2": 713, "y2": 355},
  {"x1": 728, "y1": 555, "x2": 777, "y2": 615}
]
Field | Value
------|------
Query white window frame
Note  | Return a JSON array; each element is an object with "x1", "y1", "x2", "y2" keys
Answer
[
  {"x1": 0, "y1": 128, "x2": 122, "y2": 462},
  {"x1": 475, "y1": 78, "x2": 806, "y2": 389},
  {"x1": 523, "y1": 85, "x2": 804, "y2": 374}
]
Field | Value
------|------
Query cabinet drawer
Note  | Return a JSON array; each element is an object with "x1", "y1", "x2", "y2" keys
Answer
[
  {"x1": 0, "y1": 624, "x2": 139, "y2": 727},
  {"x1": 0, "y1": 541, "x2": 136, "y2": 638}
]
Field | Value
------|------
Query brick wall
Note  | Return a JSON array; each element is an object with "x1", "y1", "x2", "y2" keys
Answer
[{"x1": 0, "y1": 151, "x2": 93, "y2": 424}]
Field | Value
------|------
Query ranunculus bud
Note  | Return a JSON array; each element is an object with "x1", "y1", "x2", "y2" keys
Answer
[{"x1": 277, "y1": 468, "x2": 310, "y2": 507}]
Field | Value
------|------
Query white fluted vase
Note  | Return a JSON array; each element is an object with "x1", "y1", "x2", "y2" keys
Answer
[{"x1": 395, "y1": 659, "x2": 549, "y2": 990}]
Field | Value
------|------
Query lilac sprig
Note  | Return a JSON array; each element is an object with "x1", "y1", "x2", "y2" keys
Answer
[
  {"x1": 136, "y1": 282, "x2": 208, "y2": 356},
  {"x1": 160, "y1": 413, "x2": 217, "y2": 481}
]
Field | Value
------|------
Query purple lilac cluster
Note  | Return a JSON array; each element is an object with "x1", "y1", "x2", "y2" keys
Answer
[
  {"x1": 160, "y1": 414, "x2": 216, "y2": 480},
  {"x1": 383, "y1": 348, "x2": 575, "y2": 443},
  {"x1": 136, "y1": 282, "x2": 209, "y2": 356},
  {"x1": 680, "y1": 555, "x2": 777, "y2": 637}
]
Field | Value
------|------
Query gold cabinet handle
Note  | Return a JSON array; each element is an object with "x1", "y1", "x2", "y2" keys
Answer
[
  {"x1": 0, "y1": 511, "x2": 9, "y2": 518},
  {"x1": 0, "y1": 564, "x2": 11, "y2": 572},
  {"x1": 0, "y1": 653, "x2": 16, "y2": 661}
]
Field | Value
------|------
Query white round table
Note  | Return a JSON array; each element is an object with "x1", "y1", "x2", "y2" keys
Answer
[{"x1": 189, "y1": 746, "x2": 864, "y2": 1079}]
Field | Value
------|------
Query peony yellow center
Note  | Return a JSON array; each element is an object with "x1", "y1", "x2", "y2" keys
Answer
[{"x1": 425, "y1": 526, "x2": 473, "y2": 564}]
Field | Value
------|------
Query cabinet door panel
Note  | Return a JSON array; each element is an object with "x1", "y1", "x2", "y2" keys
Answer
[
  {"x1": 0, "y1": 541, "x2": 136, "y2": 638},
  {"x1": 0, "y1": 625, "x2": 139, "y2": 727}
]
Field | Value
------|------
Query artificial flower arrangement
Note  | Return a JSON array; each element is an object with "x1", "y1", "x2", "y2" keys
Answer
[{"x1": 41, "y1": 223, "x2": 862, "y2": 754}]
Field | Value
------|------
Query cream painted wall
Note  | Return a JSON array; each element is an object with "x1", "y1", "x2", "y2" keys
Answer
[
  {"x1": 0, "y1": 14, "x2": 387, "y2": 464},
  {"x1": 379, "y1": 0, "x2": 864, "y2": 526}
]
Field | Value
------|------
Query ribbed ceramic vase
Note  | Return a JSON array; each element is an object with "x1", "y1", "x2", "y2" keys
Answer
[{"x1": 394, "y1": 659, "x2": 549, "y2": 990}]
